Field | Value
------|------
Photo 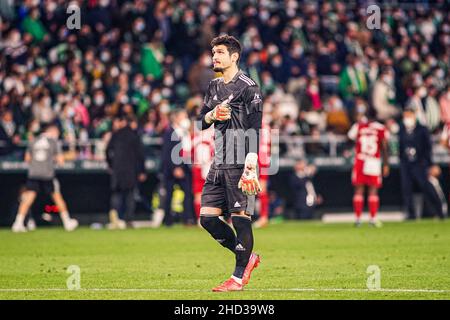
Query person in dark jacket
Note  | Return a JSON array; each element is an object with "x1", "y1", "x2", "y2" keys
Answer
[
  {"x1": 106, "y1": 117, "x2": 146, "y2": 228},
  {"x1": 289, "y1": 160, "x2": 320, "y2": 219},
  {"x1": 161, "y1": 109, "x2": 195, "y2": 226},
  {"x1": 398, "y1": 108, "x2": 444, "y2": 220}
]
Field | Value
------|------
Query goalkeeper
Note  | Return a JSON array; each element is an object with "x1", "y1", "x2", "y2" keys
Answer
[{"x1": 197, "y1": 35, "x2": 263, "y2": 292}]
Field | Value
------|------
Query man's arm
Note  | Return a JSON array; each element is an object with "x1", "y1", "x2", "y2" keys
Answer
[
  {"x1": 135, "y1": 134, "x2": 146, "y2": 181},
  {"x1": 197, "y1": 81, "x2": 232, "y2": 130},
  {"x1": 54, "y1": 140, "x2": 64, "y2": 167},
  {"x1": 381, "y1": 138, "x2": 390, "y2": 177},
  {"x1": 422, "y1": 126, "x2": 433, "y2": 167},
  {"x1": 105, "y1": 133, "x2": 115, "y2": 169},
  {"x1": 239, "y1": 85, "x2": 263, "y2": 196}
]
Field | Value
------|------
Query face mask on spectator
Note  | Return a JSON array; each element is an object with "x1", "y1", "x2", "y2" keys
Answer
[
  {"x1": 383, "y1": 75, "x2": 394, "y2": 85},
  {"x1": 403, "y1": 117, "x2": 416, "y2": 130},
  {"x1": 68, "y1": 108, "x2": 75, "y2": 118},
  {"x1": 355, "y1": 62, "x2": 364, "y2": 70},
  {"x1": 23, "y1": 96, "x2": 32, "y2": 107},
  {"x1": 202, "y1": 56, "x2": 212, "y2": 67},
  {"x1": 94, "y1": 95, "x2": 105, "y2": 106},
  {"x1": 160, "y1": 103, "x2": 170, "y2": 114},
  {"x1": 47, "y1": 2, "x2": 57, "y2": 12},
  {"x1": 110, "y1": 67, "x2": 119, "y2": 78},
  {"x1": 135, "y1": 22, "x2": 145, "y2": 33},
  {"x1": 30, "y1": 75, "x2": 38, "y2": 86},
  {"x1": 309, "y1": 84, "x2": 319, "y2": 94},
  {"x1": 389, "y1": 122, "x2": 400, "y2": 134},
  {"x1": 267, "y1": 45, "x2": 278, "y2": 56},
  {"x1": 152, "y1": 94, "x2": 162, "y2": 105},
  {"x1": 435, "y1": 69, "x2": 444, "y2": 79},
  {"x1": 179, "y1": 118, "x2": 191, "y2": 131},
  {"x1": 52, "y1": 69, "x2": 64, "y2": 82},
  {"x1": 334, "y1": 99, "x2": 343, "y2": 110},
  {"x1": 253, "y1": 41, "x2": 263, "y2": 50},
  {"x1": 428, "y1": 58, "x2": 437, "y2": 67},
  {"x1": 292, "y1": 45, "x2": 303, "y2": 56},
  {"x1": 259, "y1": 10, "x2": 270, "y2": 22},
  {"x1": 163, "y1": 76, "x2": 175, "y2": 87},
  {"x1": 120, "y1": 95, "x2": 129, "y2": 104},
  {"x1": 356, "y1": 104, "x2": 367, "y2": 114},
  {"x1": 101, "y1": 51, "x2": 111, "y2": 62},
  {"x1": 418, "y1": 87, "x2": 427, "y2": 98},
  {"x1": 141, "y1": 86, "x2": 151, "y2": 96}
]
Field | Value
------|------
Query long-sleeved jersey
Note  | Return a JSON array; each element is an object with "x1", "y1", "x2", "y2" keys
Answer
[{"x1": 197, "y1": 70, "x2": 263, "y2": 170}]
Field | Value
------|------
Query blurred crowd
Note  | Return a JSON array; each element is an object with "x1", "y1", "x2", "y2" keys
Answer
[{"x1": 0, "y1": 0, "x2": 449, "y2": 160}]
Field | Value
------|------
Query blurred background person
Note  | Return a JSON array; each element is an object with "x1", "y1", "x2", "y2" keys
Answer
[
  {"x1": 398, "y1": 109, "x2": 444, "y2": 220},
  {"x1": 106, "y1": 117, "x2": 146, "y2": 229},
  {"x1": 161, "y1": 109, "x2": 195, "y2": 226}
]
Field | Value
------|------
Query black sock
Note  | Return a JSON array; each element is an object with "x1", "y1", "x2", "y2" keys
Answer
[
  {"x1": 200, "y1": 216, "x2": 236, "y2": 254},
  {"x1": 231, "y1": 215, "x2": 254, "y2": 279}
]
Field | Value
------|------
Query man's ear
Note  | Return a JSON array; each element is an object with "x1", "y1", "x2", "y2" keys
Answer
[{"x1": 231, "y1": 52, "x2": 239, "y2": 64}]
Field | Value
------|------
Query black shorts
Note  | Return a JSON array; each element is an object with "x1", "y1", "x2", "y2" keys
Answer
[
  {"x1": 26, "y1": 178, "x2": 60, "y2": 195},
  {"x1": 201, "y1": 167, "x2": 256, "y2": 215}
]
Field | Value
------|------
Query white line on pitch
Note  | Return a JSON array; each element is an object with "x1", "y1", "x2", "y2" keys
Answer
[{"x1": 0, "y1": 288, "x2": 449, "y2": 293}]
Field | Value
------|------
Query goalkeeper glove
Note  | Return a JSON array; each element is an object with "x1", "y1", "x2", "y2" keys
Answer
[
  {"x1": 205, "y1": 95, "x2": 233, "y2": 124},
  {"x1": 238, "y1": 153, "x2": 261, "y2": 196}
]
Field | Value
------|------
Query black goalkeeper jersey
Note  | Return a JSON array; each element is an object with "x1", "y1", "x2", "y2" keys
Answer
[{"x1": 198, "y1": 70, "x2": 263, "y2": 170}]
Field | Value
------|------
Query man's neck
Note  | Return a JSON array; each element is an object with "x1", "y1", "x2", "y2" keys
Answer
[{"x1": 222, "y1": 65, "x2": 239, "y2": 84}]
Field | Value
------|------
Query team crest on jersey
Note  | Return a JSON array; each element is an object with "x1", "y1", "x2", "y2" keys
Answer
[{"x1": 251, "y1": 93, "x2": 262, "y2": 104}]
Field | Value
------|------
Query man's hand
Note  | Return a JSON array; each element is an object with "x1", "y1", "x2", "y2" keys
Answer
[
  {"x1": 138, "y1": 173, "x2": 147, "y2": 182},
  {"x1": 238, "y1": 153, "x2": 261, "y2": 196},
  {"x1": 205, "y1": 104, "x2": 232, "y2": 124},
  {"x1": 173, "y1": 167, "x2": 185, "y2": 179},
  {"x1": 383, "y1": 164, "x2": 390, "y2": 177}
]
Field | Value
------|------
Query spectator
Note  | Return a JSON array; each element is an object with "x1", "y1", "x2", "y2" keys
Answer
[
  {"x1": 106, "y1": 117, "x2": 146, "y2": 228},
  {"x1": 398, "y1": 109, "x2": 444, "y2": 220},
  {"x1": 372, "y1": 68, "x2": 400, "y2": 122},
  {"x1": 338, "y1": 55, "x2": 369, "y2": 112},
  {"x1": 160, "y1": 109, "x2": 195, "y2": 226},
  {"x1": 289, "y1": 160, "x2": 321, "y2": 219}
]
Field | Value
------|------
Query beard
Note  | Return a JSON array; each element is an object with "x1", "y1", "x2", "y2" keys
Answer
[{"x1": 213, "y1": 66, "x2": 224, "y2": 73}]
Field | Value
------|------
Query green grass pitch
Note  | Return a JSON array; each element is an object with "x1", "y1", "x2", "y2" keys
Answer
[{"x1": 1, "y1": 220, "x2": 449, "y2": 300}]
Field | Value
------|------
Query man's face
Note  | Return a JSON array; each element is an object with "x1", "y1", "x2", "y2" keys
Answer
[
  {"x1": 212, "y1": 45, "x2": 237, "y2": 72},
  {"x1": 47, "y1": 127, "x2": 60, "y2": 139}
]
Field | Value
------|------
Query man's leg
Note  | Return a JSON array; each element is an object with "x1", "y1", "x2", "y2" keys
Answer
[
  {"x1": 400, "y1": 166, "x2": 415, "y2": 219},
  {"x1": 254, "y1": 179, "x2": 269, "y2": 228},
  {"x1": 180, "y1": 173, "x2": 195, "y2": 225},
  {"x1": 200, "y1": 207, "x2": 236, "y2": 254},
  {"x1": 162, "y1": 179, "x2": 175, "y2": 226},
  {"x1": 12, "y1": 190, "x2": 37, "y2": 232},
  {"x1": 124, "y1": 189, "x2": 136, "y2": 223},
  {"x1": 52, "y1": 191, "x2": 78, "y2": 231},
  {"x1": 230, "y1": 211, "x2": 254, "y2": 282},
  {"x1": 368, "y1": 186, "x2": 382, "y2": 227},
  {"x1": 353, "y1": 185, "x2": 364, "y2": 226},
  {"x1": 415, "y1": 167, "x2": 444, "y2": 219}
]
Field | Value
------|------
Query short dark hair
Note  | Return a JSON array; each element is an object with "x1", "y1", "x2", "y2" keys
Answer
[
  {"x1": 211, "y1": 34, "x2": 242, "y2": 64},
  {"x1": 41, "y1": 122, "x2": 59, "y2": 133}
]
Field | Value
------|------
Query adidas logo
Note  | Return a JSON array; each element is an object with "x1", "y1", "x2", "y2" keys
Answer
[
  {"x1": 234, "y1": 201, "x2": 241, "y2": 208},
  {"x1": 235, "y1": 243, "x2": 246, "y2": 251},
  {"x1": 213, "y1": 94, "x2": 218, "y2": 100}
]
